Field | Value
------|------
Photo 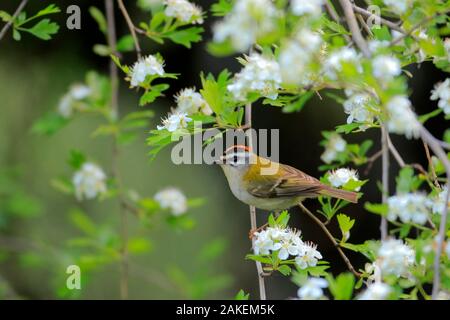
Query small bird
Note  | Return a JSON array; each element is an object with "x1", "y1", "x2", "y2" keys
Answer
[{"x1": 217, "y1": 145, "x2": 358, "y2": 211}]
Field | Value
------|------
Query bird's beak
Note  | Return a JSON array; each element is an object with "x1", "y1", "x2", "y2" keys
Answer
[{"x1": 214, "y1": 156, "x2": 225, "y2": 165}]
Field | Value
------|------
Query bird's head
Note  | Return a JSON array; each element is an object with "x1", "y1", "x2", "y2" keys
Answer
[{"x1": 215, "y1": 144, "x2": 256, "y2": 173}]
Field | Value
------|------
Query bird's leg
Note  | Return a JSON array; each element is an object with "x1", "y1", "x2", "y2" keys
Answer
[{"x1": 248, "y1": 223, "x2": 269, "y2": 239}]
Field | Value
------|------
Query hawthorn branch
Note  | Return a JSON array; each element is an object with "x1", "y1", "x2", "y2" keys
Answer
[
  {"x1": 380, "y1": 125, "x2": 389, "y2": 240},
  {"x1": 105, "y1": 0, "x2": 129, "y2": 300},
  {"x1": 245, "y1": 102, "x2": 266, "y2": 301},
  {"x1": 0, "y1": 0, "x2": 28, "y2": 41},
  {"x1": 298, "y1": 203, "x2": 361, "y2": 278},
  {"x1": 420, "y1": 126, "x2": 450, "y2": 299},
  {"x1": 339, "y1": 0, "x2": 371, "y2": 57},
  {"x1": 325, "y1": 0, "x2": 352, "y2": 43},
  {"x1": 351, "y1": 5, "x2": 405, "y2": 33},
  {"x1": 117, "y1": 0, "x2": 142, "y2": 59}
]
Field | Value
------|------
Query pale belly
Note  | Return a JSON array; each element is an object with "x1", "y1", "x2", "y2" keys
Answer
[{"x1": 229, "y1": 183, "x2": 302, "y2": 211}]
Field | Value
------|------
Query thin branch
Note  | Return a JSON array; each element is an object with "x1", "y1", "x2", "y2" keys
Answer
[
  {"x1": 423, "y1": 141, "x2": 440, "y2": 188},
  {"x1": 338, "y1": 0, "x2": 371, "y2": 57},
  {"x1": 352, "y1": 4, "x2": 405, "y2": 34},
  {"x1": 246, "y1": 102, "x2": 266, "y2": 300},
  {"x1": 420, "y1": 126, "x2": 450, "y2": 299},
  {"x1": 380, "y1": 125, "x2": 389, "y2": 240},
  {"x1": 0, "y1": 0, "x2": 28, "y2": 41},
  {"x1": 364, "y1": 150, "x2": 382, "y2": 175},
  {"x1": 325, "y1": 0, "x2": 352, "y2": 43},
  {"x1": 117, "y1": 0, "x2": 142, "y2": 59},
  {"x1": 356, "y1": 13, "x2": 373, "y2": 37},
  {"x1": 298, "y1": 203, "x2": 361, "y2": 278},
  {"x1": 105, "y1": 0, "x2": 128, "y2": 300}
]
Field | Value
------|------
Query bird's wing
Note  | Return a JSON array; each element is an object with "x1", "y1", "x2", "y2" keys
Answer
[{"x1": 246, "y1": 163, "x2": 324, "y2": 198}]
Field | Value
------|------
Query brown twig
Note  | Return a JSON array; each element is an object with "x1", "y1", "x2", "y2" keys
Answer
[
  {"x1": 298, "y1": 203, "x2": 361, "y2": 278},
  {"x1": 364, "y1": 150, "x2": 382, "y2": 175},
  {"x1": 0, "y1": 0, "x2": 28, "y2": 41},
  {"x1": 380, "y1": 126, "x2": 389, "y2": 240},
  {"x1": 423, "y1": 141, "x2": 441, "y2": 188},
  {"x1": 420, "y1": 127, "x2": 450, "y2": 299},
  {"x1": 352, "y1": 4, "x2": 405, "y2": 34},
  {"x1": 246, "y1": 102, "x2": 266, "y2": 300},
  {"x1": 117, "y1": 0, "x2": 142, "y2": 59},
  {"x1": 105, "y1": 0, "x2": 128, "y2": 300},
  {"x1": 325, "y1": 0, "x2": 352, "y2": 43},
  {"x1": 339, "y1": 0, "x2": 371, "y2": 57}
]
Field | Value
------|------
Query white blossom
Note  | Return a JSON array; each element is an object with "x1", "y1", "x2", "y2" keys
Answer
[
  {"x1": 328, "y1": 168, "x2": 360, "y2": 190},
  {"x1": 382, "y1": 0, "x2": 411, "y2": 14},
  {"x1": 376, "y1": 239, "x2": 415, "y2": 277},
  {"x1": 368, "y1": 40, "x2": 389, "y2": 54},
  {"x1": 227, "y1": 53, "x2": 281, "y2": 101},
  {"x1": 358, "y1": 282, "x2": 392, "y2": 300},
  {"x1": 72, "y1": 162, "x2": 107, "y2": 201},
  {"x1": 386, "y1": 95, "x2": 420, "y2": 139},
  {"x1": 154, "y1": 187, "x2": 187, "y2": 216},
  {"x1": 343, "y1": 92, "x2": 377, "y2": 127},
  {"x1": 129, "y1": 55, "x2": 164, "y2": 87},
  {"x1": 164, "y1": 0, "x2": 203, "y2": 24},
  {"x1": 213, "y1": 0, "x2": 279, "y2": 52},
  {"x1": 387, "y1": 193, "x2": 431, "y2": 225},
  {"x1": 253, "y1": 226, "x2": 323, "y2": 266},
  {"x1": 430, "y1": 79, "x2": 450, "y2": 115},
  {"x1": 157, "y1": 111, "x2": 192, "y2": 132},
  {"x1": 291, "y1": 0, "x2": 325, "y2": 17},
  {"x1": 57, "y1": 84, "x2": 91, "y2": 118},
  {"x1": 431, "y1": 186, "x2": 450, "y2": 215},
  {"x1": 372, "y1": 55, "x2": 402, "y2": 81},
  {"x1": 324, "y1": 47, "x2": 361, "y2": 80},
  {"x1": 320, "y1": 133, "x2": 347, "y2": 164},
  {"x1": 297, "y1": 277, "x2": 328, "y2": 300},
  {"x1": 295, "y1": 242, "x2": 323, "y2": 269},
  {"x1": 278, "y1": 28, "x2": 322, "y2": 85},
  {"x1": 175, "y1": 88, "x2": 212, "y2": 115}
]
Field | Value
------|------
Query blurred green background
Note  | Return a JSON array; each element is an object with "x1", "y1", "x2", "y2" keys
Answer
[{"x1": 0, "y1": 0, "x2": 447, "y2": 299}]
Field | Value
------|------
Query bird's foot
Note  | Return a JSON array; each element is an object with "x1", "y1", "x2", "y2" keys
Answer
[{"x1": 248, "y1": 223, "x2": 269, "y2": 239}]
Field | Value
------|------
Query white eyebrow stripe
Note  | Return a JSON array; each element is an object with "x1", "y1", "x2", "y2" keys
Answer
[{"x1": 222, "y1": 152, "x2": 250, "y2": 161}]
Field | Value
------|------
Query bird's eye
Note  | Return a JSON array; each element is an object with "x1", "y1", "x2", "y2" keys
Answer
[{"x1": 233, "y1": 155, "x2": 238, "y2": 163}]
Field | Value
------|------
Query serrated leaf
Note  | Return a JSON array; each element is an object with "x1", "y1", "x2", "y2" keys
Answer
[
  {"x1": 277, "y1": 265, "x2": 291, "y2": 276},
  {"x1": 165, "y1": 27, "x2": 203, "y2": 48},
  {"x1": 25, "y1": 19, "x2": 59, "y2": 40},
  {"x1": 337, "y1": 214, "x2": 355, "y2": 234},
  {"x1": 234, "y1": 289, "x2": 250, "y2": 300},
  {"x1": 282, "y1": 92, "x2": 314, "y2": 113}
]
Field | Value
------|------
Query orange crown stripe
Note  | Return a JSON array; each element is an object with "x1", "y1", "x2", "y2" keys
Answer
[{"x1": 224, "y1": 145, "x2": 252, "y2": 154}]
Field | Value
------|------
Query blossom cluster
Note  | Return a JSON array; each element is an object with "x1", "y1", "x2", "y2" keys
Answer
[
  {"x1": 154, "y1": 187, "x2": 187, "y2": 216},
  {"x1": 174, "y1": 88, "x2": 212, "y2": 116},
  {"x1": 129, "y1": 55, "x2": 165, "y2": 88},
  {"x1": 253, "y1": 226, "x2": 322, "y2": 269},
  {"x1": 343, "y1": 90, "x2": 378, "y2": 129},
  {"x1": 320, "y1": 133, "x2": 346, "y2": 164},
  {"x1": 157, "y1": 111, "x2": 192, "y2": 132},
  {"x1": 227, "y1": 53, "x2": 282, "y2": 101},
  {"x1": 386, "y1": 95, "x2": 420, "y2": 139},
  {"x1": 72, "y1": 162, "x2": 107, "y2": 201},
  {"x1": 164, "y1": 0, "x2": 203, "y2": 24},
  {"x1": 278, "y1": 27, "x2": 323, "y2": 86},
  {"x1": 387, "y1": 193, "x2": 431, "y2": 225},
  {"x1": 58, "y1": 84, "x2": 91, "y2": 118},
  {"x1": 328, "y1": 168, "x2": 360, "y2": 190},
  {"x1": 213, "y1": 0, "x2": 280, "y2": 52},
  {"x1": 376, "y1": 238, "x2": 415, "y2": 278},
  {"x1": 297, "y1": 277, "x2": 328, "y2": 300},
  {"x1": 430, "y1": 78, "x2": 450, "y2": 115}
]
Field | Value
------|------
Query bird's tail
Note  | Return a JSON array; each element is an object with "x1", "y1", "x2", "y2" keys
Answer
[{"x1": 319, "y1": 186, "x2": 358, "y2": 203}]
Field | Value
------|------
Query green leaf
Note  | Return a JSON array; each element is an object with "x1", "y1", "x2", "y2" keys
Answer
[
  {"x1": 165, "y1": 27, "x2": 203, "y2": 48},
  {"x1": 0, "y1": 11, "x2": 12, "y2": 23},
  {"x1": 69, "y1": 209, "x2": 97, "y2": 236},
  {"x1": 197, "y1": 238, "x2": 227, "y2": 263},
  {"x1": 275, "y1": 210, "x2": 290, "y2": 227},
  {"x1": 31, "y1": 112, "x2": 68, "y2": 135},
  {"x1": 419, "y1": 108, "x2": 442, "y2": 124},
  {"x1": 35, "y1": 4, "x2": 61, "y2": 17},
  {"x1": 127, "y1": 237, "x2": 152, "y2": 254},
  {"x1": 13, "y1": 29, "x2": 21, "y2": 41},
  {"x1": 25, "y1": 19, "x2": 59, "y2": 40},
  {"x1": 139, "y1": 84, "x2": 170, "y2": 106},
  {"x1": 282, "y1": 92, "x2": 314, "y2": 113},
  {"x1": 396, "y1": 167, "x2": 415, "y2": 193},
  {"x1": 211, "y1": 0, "x2": 233, "y2": 16},
  {"x1": 245, "y1": 254, "x2": 272, "y2": 264},
  {"x1": 277, "y1": 265, "x2": 292, "y2": 276},
  {"x1": 337, "y1": 214, "x2": 355, "y2": 236},
  {"x1": 335, "y1": 122, "x2": 361, "y2": 134},
  {"x1": 116, "y1": 35, "x2": 135, "y2": 52},
  {"x1": 89, "y1": 6, "x2": 107, "y2": 34},
  {"x1": 68, "y1": 150, "x2": 86, "y2": 169},
  {"x1": 93, "y1": 44, "x2": 111, "y2": 56},
  {"x1": 234, "y1": 289, "x2": 250, "y2": 300},
  {"x1": 364, "y1": 202, "x2": 388, "y2": 216},
  {"x1": 150, "y1": 11, "x2": 166, "y2": 30},
  {"x1": 327, "y1": 273, "x2": 354, "y2": 300}
]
